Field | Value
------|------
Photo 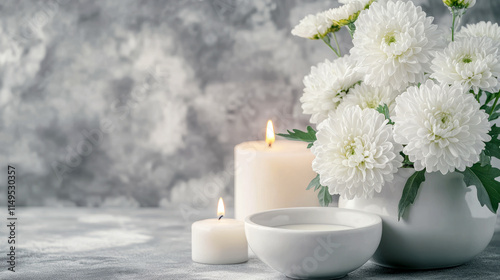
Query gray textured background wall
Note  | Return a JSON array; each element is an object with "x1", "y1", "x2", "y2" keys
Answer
[{"x1": 2, "y1": 0, "x2": 499, "y2": 208}]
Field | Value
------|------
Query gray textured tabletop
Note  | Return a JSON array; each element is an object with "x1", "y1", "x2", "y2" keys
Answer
[{"x1": 0, "y1": 207, "x2": 499, "y2": 280}]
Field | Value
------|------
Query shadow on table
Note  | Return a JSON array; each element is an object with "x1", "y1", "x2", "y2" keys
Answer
[{"x1": 343, "y1": 255, "x2": 499, "y2": 280}]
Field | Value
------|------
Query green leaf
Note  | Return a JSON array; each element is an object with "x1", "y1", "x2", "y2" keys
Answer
[
  {"x1": 481, "y1": 104, "x2": 491, "y2": 111},
  {"x1": 489, "y1": 124, "x2": 500, "y2": 139},
  {"x1": 318, "y1": 185, "x2": 332, "y2": 207},
  {"x1": 347, "y1": 23, "x2": 356, "y2": 37},
  {"x1": 376, "y1": 104, "x2": 394, "y2": 125},
  {"x1": 479, "y1": 151, "x2": 491, "y2": 167},
  {"x1": 484, "y1": 91, "x2": 496, "y2": 105},
  {"x1": 485, "y1": 138, "x2": 500, "y2": 160},
  {"x1": 401, "y1": 152, "x2": 414, "y2": 168},
  {"x1": 277, "y1": 126, "x2": 317, "y2": 147},
  {"x1": 306, "y1": 174, "x2": 321, "y2": 190},
  {"x1": 489, "y1": 112, "x2": 500, "y2": 121},
  {"x1": 484, "y1": 91, "x2": 500, "y2": 117},
  {"x1": 307, "y1": 174, "x2": 331, "y2": 206},
  {"x1": 459, "y1": 164, "x2": 500, "y2": 213},
  {"x1": 398, "y1": 170, "x2": 426, "y2": 221}
]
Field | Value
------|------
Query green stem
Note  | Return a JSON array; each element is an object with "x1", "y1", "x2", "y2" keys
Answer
[
  {"x1": 451, "y1": 8, "x2": 457, "y2": 41},
  {"x1": 333, "y1": 33, "x2": 342, "y2": 56},
  {"x1": 476, "y1": 89, "x2": 482, "y2": 102},
  {"x1": 490, "y1": 95, "x2": 500, "y2": 115},
  {"x1": 321, "y1": 35, "x2": 340, "y2": 57}
]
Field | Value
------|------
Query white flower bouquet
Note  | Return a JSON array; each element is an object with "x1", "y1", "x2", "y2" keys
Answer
[{"x1": 281, "y1": 0, "x2": 500, "y2": 219}]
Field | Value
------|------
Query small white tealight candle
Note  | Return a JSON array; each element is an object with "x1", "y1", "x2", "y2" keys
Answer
[{"x1": 191, "y1": 198, "x2": 248, "y2": 264}]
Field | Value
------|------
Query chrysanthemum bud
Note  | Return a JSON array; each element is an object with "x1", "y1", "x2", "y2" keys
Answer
[{"x1": 442, "y1": 0, "x2": 476, "y2": 9}]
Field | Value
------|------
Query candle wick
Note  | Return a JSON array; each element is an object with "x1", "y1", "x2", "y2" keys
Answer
[
  {"x1": 218, "y1": 215, "x2": 223, "y2": 220},
  {"x1": 268, "y1": 143, "x2": 272, "y2": 148}
]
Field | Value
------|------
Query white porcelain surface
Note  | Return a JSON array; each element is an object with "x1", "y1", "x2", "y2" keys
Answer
[
  {"x1": 339, "y1": 168, "x2": 498, "y2": 269},
  {"x1": 245, "y1": 207, "x2": 382, "y2": 279}
]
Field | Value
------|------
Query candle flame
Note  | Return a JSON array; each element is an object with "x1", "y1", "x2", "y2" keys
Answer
[
  {"x1": 266, "y1": 120, "x2": 275, "y2": 147},
  {"x1": 217, "y1": 197, "x2": 225, "y2": 218}
]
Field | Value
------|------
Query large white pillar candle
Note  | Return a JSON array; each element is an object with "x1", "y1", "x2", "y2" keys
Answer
[
  {"x1": 191, "y1": 198, "x2": 248, "y2": 264},
  {"x1": 234, "y1": 121, "x2": 319, "y2": 221}
]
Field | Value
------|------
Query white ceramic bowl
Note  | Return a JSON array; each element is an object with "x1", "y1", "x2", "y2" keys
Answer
[{"x1": 245, "y1": 207, "x2": 382, "y2": 279}]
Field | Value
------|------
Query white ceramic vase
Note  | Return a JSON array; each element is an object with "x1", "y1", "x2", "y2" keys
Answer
[{"x1": 339, "y1": 168, "x2": 498, "y2": 269}]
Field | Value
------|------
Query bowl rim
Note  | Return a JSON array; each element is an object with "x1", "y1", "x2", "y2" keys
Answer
[{"x1": 245, "y1": 207, "x2": 382, "y2": 234}]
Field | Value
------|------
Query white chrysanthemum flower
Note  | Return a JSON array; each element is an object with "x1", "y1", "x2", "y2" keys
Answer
[
  {"x1": 351, "y1": 0, "x2": 441, "y2": 90},
  {"x1": 337, "y1": 83, "x2": 400, "y2": 114},
  {"x1": 393, "y1": 80, "x2": 491, "y2": 175},
  {"x1": 443, "y1": 0, "x2": 476, "y2": 9},
  {"x1": 300, "y1": 55, "x2": 362, "y2": 124},
  {"x1": 312, "y1": 106, "x2": 403, "y2": 199},
  {"x1": 457, "y1": 21, "x2": 500, "y2": 42},
  {"x1": 431, "y1": 37, "x2": 500, "y2": 93},
  {"x1": 324, "y1": 1, "x2": 365, "y2": 28},
  {"x1": 291, "y1": 12, "x2": 331, "y2": 39}
]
